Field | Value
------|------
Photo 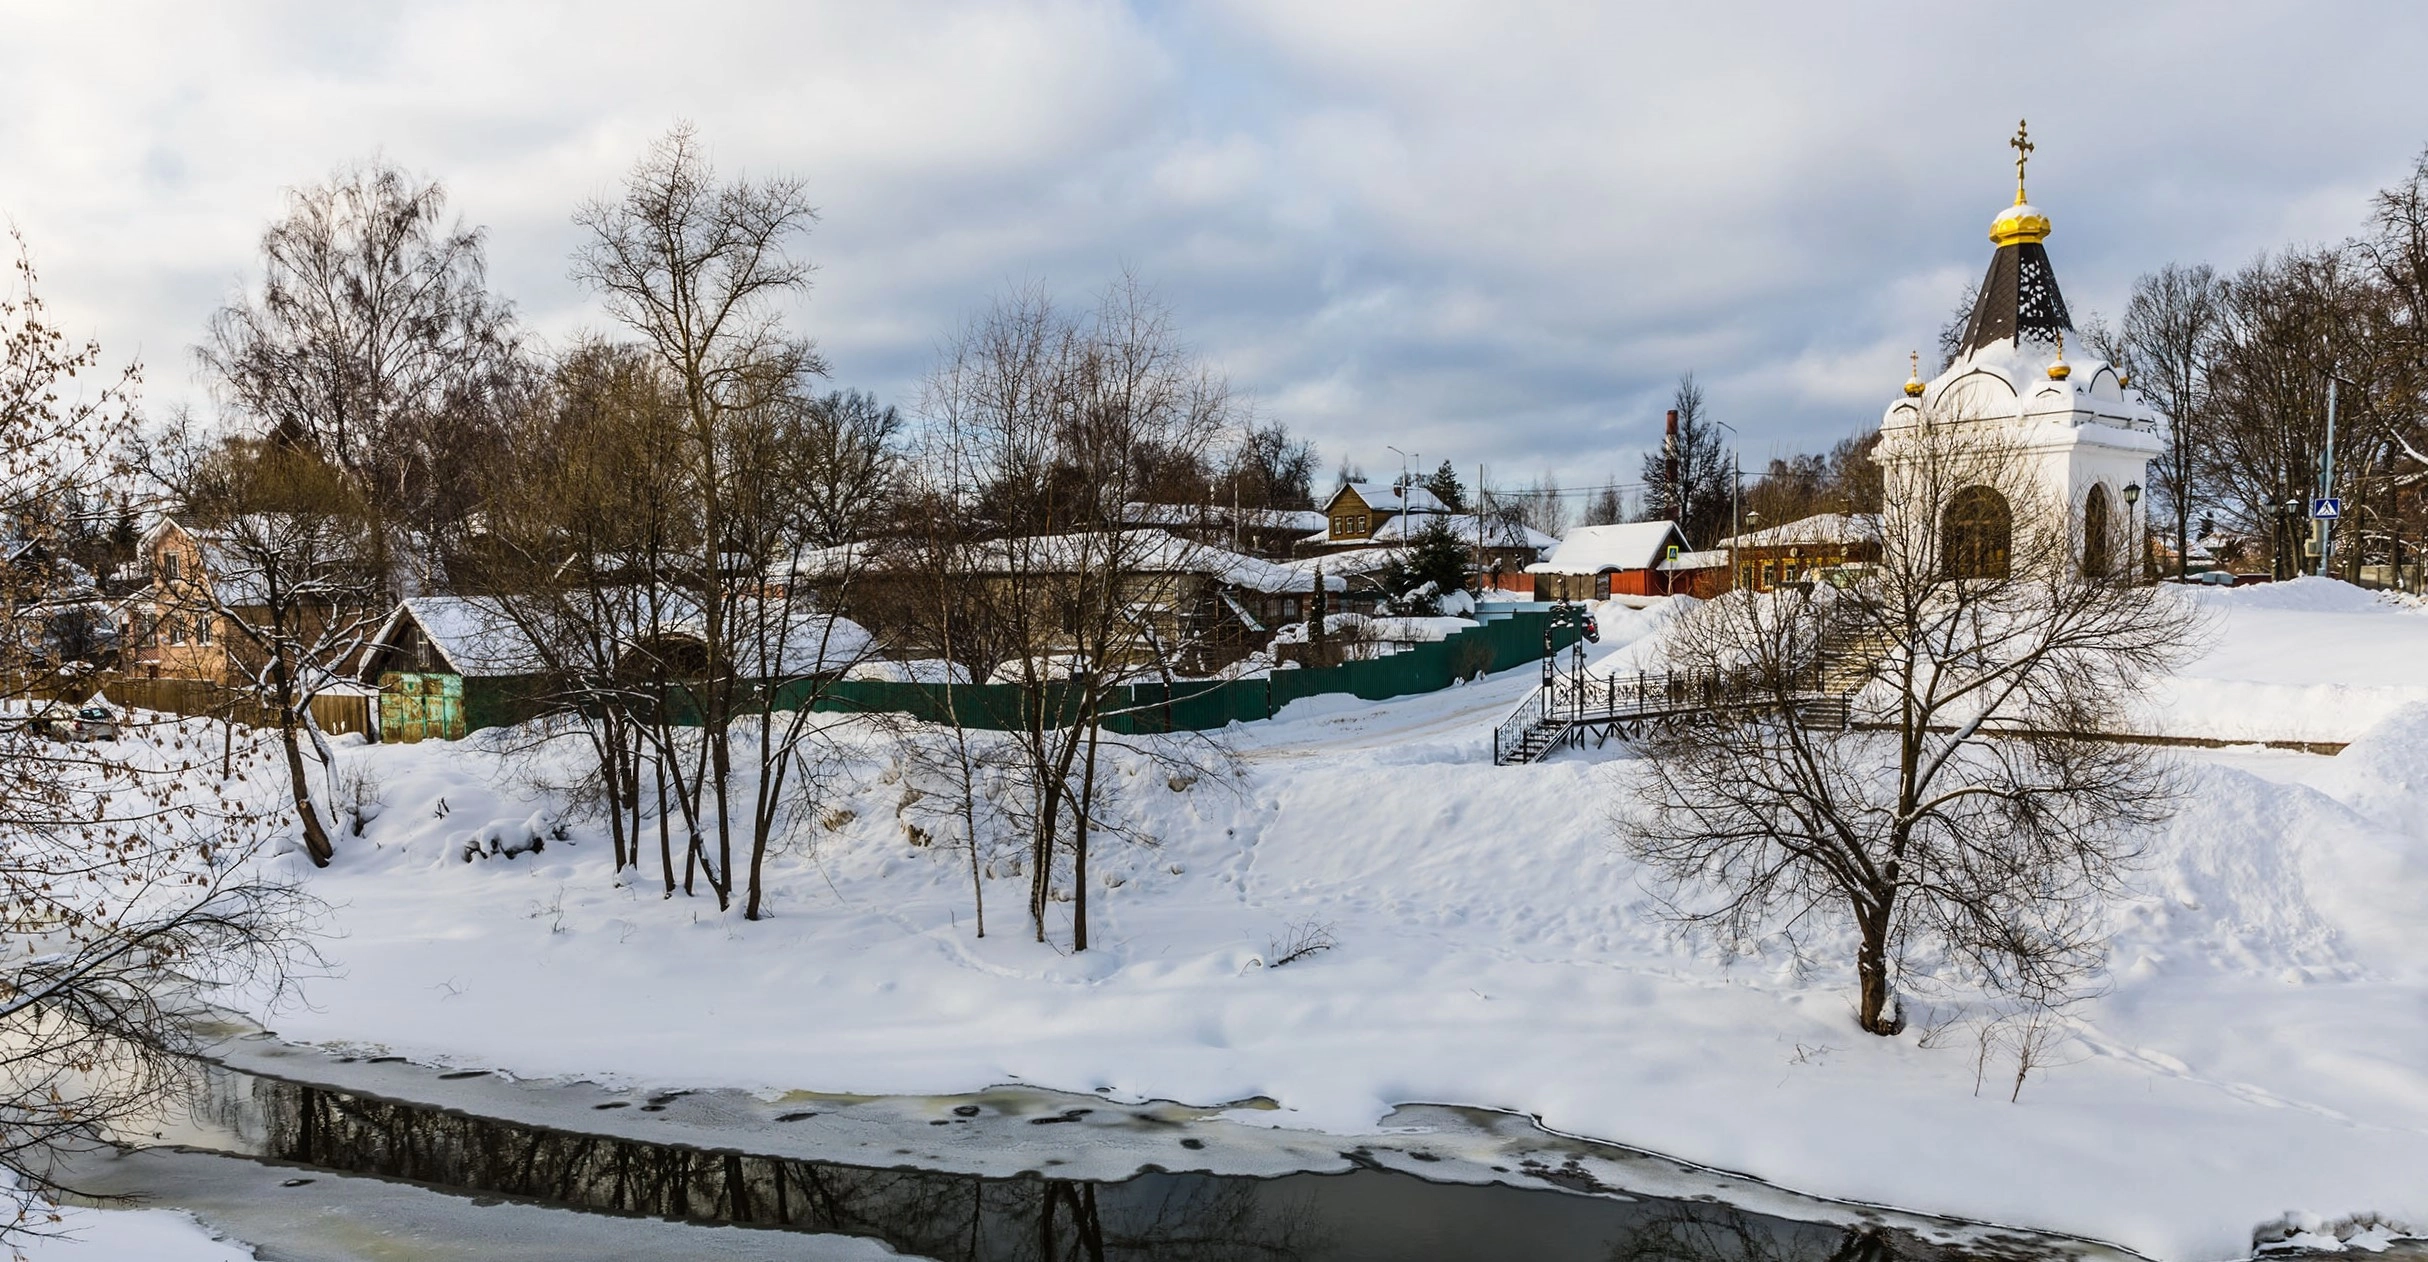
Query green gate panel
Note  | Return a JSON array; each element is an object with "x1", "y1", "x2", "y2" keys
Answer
[{"x1": 378, "y1": 672, "x2": 465, "y2": 743}]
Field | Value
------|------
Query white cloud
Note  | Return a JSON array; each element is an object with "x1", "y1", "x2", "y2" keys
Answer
[{"x1": 3, "y1": 0, "x2": 2425, "y2": 501}]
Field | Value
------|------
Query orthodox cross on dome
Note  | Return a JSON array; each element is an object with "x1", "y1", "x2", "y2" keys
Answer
[
  {"x1": 2009, "y1": 119, "x2": 2034, "y2": 204},
  {"x1": 1955, "y1": 122, "x2": 2070, "y2": 360}
]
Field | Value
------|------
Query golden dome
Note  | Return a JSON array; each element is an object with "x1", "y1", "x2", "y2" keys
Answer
[
  {"x1": 1903, "y1": 350, "x2": 1926, "y2": 397},
  {"x1": 1991, "y1": 119, "x2": 2051, "y2": 246},
  {"x1": 1991, "y1": 201, "x2": 2051, "y2": 247},
  {"x1": 2048, "y1": 333, "x2": 2071, "y2": 380}
]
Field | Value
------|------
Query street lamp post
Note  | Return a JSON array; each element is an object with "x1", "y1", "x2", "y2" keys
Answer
[{"x1": 2122, "y1": 482, "x2": 2142, "y2": 579}]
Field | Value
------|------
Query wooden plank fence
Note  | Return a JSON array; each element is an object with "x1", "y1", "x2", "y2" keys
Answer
[{"x1": 98, "y1": 676, "x2": 377, "y2": 739}]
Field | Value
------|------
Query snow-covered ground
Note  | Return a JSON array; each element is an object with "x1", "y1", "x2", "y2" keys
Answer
[
  {"x1": 46, "y1": 579, "x2": 2428, "y2": 1261},
  {"x1": 2141, "y1": 579, "x2": 2428, "y2": 743},
  {"x1": 12, "y1": 1197, "x2": 255, "y2": 1262}
]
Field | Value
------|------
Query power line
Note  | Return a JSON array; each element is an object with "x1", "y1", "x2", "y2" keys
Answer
[{"x1": 1479, "y1": 480, "x2": 1652, "y2": 500}]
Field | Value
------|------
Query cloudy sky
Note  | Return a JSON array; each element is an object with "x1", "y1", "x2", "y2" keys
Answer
[{"x1": 7, "y1": 1, "x2": 2427, "y2": 500}]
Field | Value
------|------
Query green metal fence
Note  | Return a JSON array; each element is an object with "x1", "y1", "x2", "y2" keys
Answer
[
  {"x1": 801, "y1": 607, "x2": 1578, "y2": 735},
  {"x1": 437, "y1": 608, "x2": 1578, "y2": 739}
]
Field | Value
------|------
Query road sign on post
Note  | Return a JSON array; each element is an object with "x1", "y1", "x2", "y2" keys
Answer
[{"x1": 2311, "y1": 498, "x2": 2343, "y2": 520}]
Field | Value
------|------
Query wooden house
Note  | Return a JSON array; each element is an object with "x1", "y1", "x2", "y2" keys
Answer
[
  {"x1": 846, "y1": 530, "x2": 1346, "y2": 679},
  {"x1": 1118, "y1": 503, "x2": 1329, "y2": 559},
  {"x1": 1303, "y1": 483, "x2": 1452, "y2": 551},
  {"x1": 1713, "y1": 513, "x2": 1881, "y2": 592},
  {"x1": 359, "y1": 597, "x2": 554, "y2": 741},
  {"x1": 359, "y1": 592, "x2": 881, "y2": 741},
  {"x1": 1525, "y1": 522, "x2": 1696, "y2": 601}
]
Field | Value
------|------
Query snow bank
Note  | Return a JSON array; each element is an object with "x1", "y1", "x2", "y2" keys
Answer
[
  {"x1": 2136, "y1": 580, "x2": 2428, "y2": 743},
  {"x1": 198, "y1": 592, "x2": 2428, "y2": 1261},
  {"x1": 14, "y1": 1200, "x2": 254, "y2": 1261}
]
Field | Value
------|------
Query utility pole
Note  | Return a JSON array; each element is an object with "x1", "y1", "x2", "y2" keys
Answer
[
  {"x1": 1731, "y1": 451, "x2": 1742, "y2": 592},
  {"x1": 2318, "y1": 374, "x2": 2340, "y2": 577}
]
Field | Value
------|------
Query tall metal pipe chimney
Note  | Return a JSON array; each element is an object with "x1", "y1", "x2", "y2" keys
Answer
[{"x1": 1665, "y1": 409, "x2": 1680, "y2": 518}]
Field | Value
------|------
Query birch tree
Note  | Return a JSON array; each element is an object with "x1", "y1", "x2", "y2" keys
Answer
[{"x1": 200, "y1": 160, "x2": 521, "y2": 596}]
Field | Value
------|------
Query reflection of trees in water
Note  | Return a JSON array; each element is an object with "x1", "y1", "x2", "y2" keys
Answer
[
  {"x1": 252, "y1": 1078, "x2": 1315, "y2": 1261},
  {"x1": 1606, "y1": 1202, "x2": 1948, "y2": 1262}
]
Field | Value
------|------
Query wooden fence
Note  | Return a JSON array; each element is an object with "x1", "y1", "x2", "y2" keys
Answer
[{"x1": 97, "y1": 676, "x2": 377, "y2": 739}]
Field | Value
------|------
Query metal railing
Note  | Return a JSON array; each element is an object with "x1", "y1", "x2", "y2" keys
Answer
[
  {"x1": 1490, "y1": 688, "x2": 1546, "y2": 765},
  {"x1": 1495, "y1": 663, "x2": 1842, "y2": 764}
]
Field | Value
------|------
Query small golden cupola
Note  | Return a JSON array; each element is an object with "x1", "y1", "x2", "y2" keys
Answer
[
  {"x1": 1904, "y1": 350, "x2": 1926, "y2": 397},
  {"x1": 2048, "y1": 330, "x2": 2071, "y2": 381}
]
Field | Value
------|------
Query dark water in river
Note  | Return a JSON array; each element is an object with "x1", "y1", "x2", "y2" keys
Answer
[{"x1": 176, "y1": 1070, "x2": 2074, "y2": 1262}]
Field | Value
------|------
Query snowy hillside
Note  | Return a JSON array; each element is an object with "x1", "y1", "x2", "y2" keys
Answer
[{"x1": 136, "y1": 583, "x2": 2428, "y2": 1261}]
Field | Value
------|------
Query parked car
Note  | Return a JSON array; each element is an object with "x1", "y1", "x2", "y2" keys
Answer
[
  {"x1": 71, "y1": 705, "x2": 120, "y2": 741},
  {"x1": 23, "y1": 702, "x2": 77, "y2": 740},
  {"x1": 22, "y1": 702, "x2": 119, "y2": 742}
]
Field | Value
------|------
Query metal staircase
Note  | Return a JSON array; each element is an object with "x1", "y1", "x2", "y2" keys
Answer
[{"x1": 1491, "y1": 609, "x2": 1891, "y2": 765}]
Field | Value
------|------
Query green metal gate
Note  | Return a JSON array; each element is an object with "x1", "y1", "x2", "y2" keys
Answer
[{"x1": 379, "y1": 672, "x2": 465, "y2": 743}]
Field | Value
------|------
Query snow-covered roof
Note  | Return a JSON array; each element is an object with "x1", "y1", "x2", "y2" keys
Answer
[
  {"x1": 1658, "y1": 549, "x2": 1730, "y2": 571},
  {"x1": 1245, "y1": 553, "x2": 1352, "y2": 591},
  {"x1": 380, "y1": 596, "x2": 552, "y2": 677},
  {"x1": 965, "y1": 530, "x2": 1342, "y2": 593},
  {"x1": 1334, "y1": 482, "x2": 1449, "y2": 515},
  {"x1": 1121, "y1": 503, "x2": 1328, "y2": 533},
  {"x1": 1525, "y1": 522, "x2": 1685, "y2": 575},
  {"x1": 1713, "y1": 513, "x2": 1881, "y2": 550},
  {"x1": 1886, "y1": 340, "x2": 2163, "y2": 440},
  {"x1": 377, "y1": 591, "x2": 878, "y2": 680},
  {"x1": 1300, "y1": 513, "x2": 1557, "y2": 551}
]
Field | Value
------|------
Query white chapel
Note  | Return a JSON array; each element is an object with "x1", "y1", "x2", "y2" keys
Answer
[{"x1": 1876, "y1": 122, "x2": 2161, "y2": 576}]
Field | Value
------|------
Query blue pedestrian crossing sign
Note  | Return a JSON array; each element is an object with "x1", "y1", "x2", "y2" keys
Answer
[{"x1": 2311, "y1": 497, "x2": 2343, "y2": 520}]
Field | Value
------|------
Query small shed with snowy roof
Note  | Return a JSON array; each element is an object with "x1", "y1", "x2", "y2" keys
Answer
[
  {"x1": 1526, "y1": 522, "x2": 1695, "y2": 601},
  {"x1": 360, "y1": 597, "x2": 557, "y2": 741}
]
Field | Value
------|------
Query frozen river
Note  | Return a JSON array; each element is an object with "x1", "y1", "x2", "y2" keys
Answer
[{"x1": 51, "y1": 1035, "x2": 2129, "y2": 1262}]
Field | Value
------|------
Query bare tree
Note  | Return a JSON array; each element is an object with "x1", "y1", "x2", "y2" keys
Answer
[
  {"x1": 200, "y1": 160, "x2": 521, "y2": 596},
  {"x1": 1222, "y1": 420, "x2": 1319, "y2": 512},
  {"x1": 792, "y1": 389, "x2": 903, "y2": 549},
  {"x1": 1937, "y1": 280, "x2": 1981, "y2": 372},
  {"x1": 1487, "y1": 472, "x2": 1569, "y2": 541},
  {"x1": 475, "y1": 340, "x2": 689, "y2": 887},
  {"x1": 573, "y1": 124, "x2": 820, "y2": 916},
  {"x1": 0, "y1": 232, "x2": 315, "y2": 1243},
  {"x1": 571, "y1": 126, "x2": 891, "y2": 921},
  {"x1": 2112, "y1": 265, "x2": 2224, "y2": 580},
  {"x1": 2205, "y1": 248, "x2": 2394, "y2": 579},
  {"x1": 1581, "y1": 477, "x2": 1627, "y2": 527},
  {"x1": 2362, "y1": 147, "x2": 2428, "y2": 581},
  {"x1": 1618, "y1": 412, "x2": 2201, "y2": 1035},
  {"x1": 166, "y1": 437, "x2": 385, "y2": 867},
  {"x1": 914, "y1": 277, "x2": 1234, "y2": 950}
]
